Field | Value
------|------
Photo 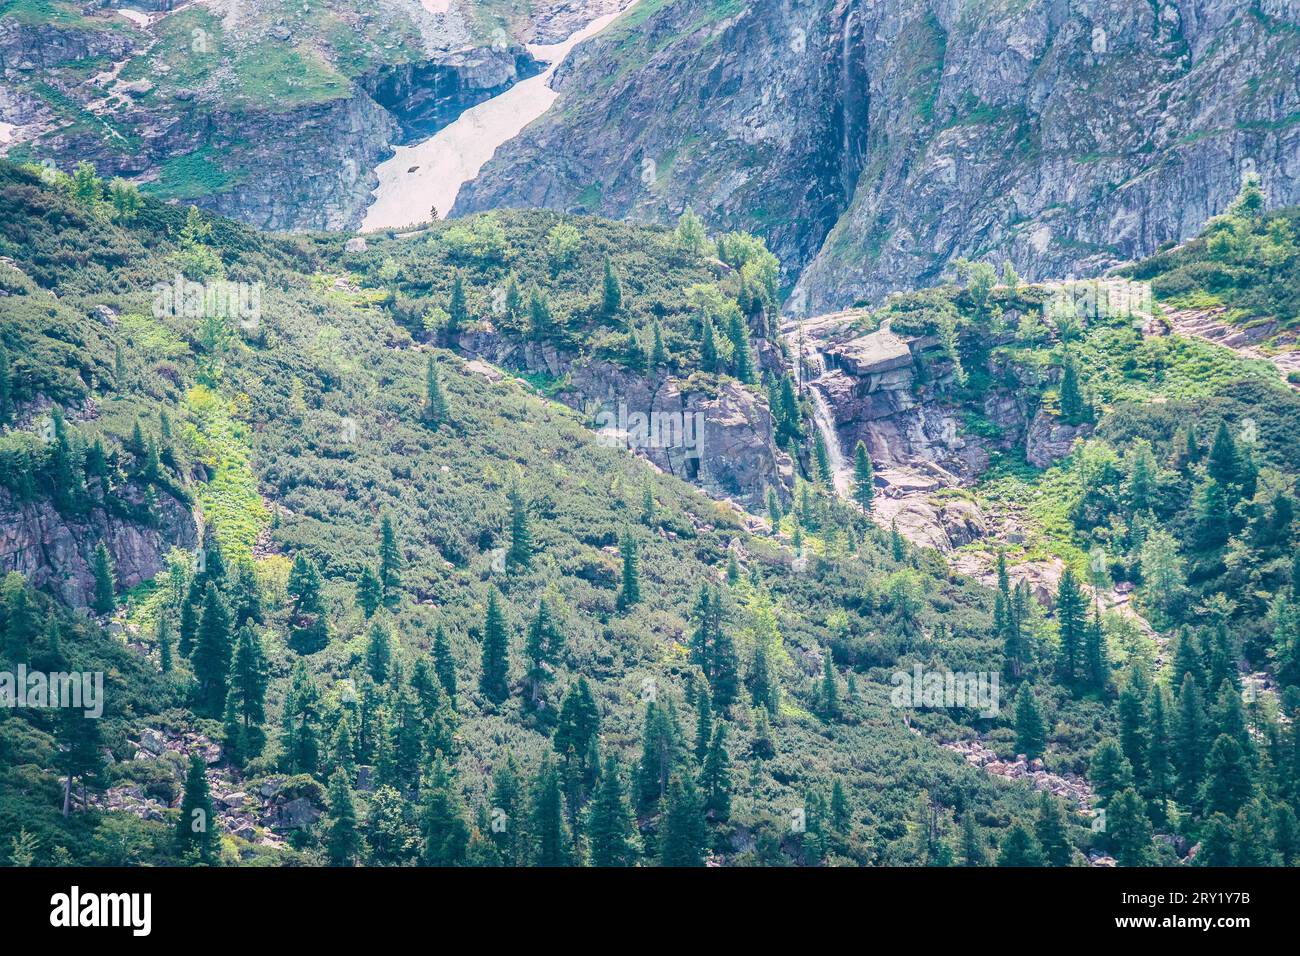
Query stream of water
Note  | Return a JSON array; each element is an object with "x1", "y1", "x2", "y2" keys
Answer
[{"x1": 360, "y1": 9, "x2": 627, "y2": 231}]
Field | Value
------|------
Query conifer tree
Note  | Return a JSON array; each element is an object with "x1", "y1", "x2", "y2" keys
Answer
[
  {"x1": 1205, "y1": 734, "x2": 1251, "y2": 817},
  {"x1": 725, "y1": 311, "x2": 756, "y2": 384},
  {"x1": 507, "y1": 481, "x2": 532, "y2": 571},
  {"x1": 528, "y1": 286, "x2": 555, "y2": 338},
  {"x1": 852, "y1": 440, "x2": 874, "y2": 510},
  {"x1": 1146, "y1": 684, "x2": 1173, "y2": 820},
  {"x1": 694, "y1": 686, "x2": 713, "y2": 761},
  {"x1": 193, "y1": 583, "x2": 233, "y2": 717},
  {"x1": 423, "y1": 355, "x2": 448, "y2": 429},
  {"x1": 650, "y1": 319, "x2": 667, "y2": 367},
  {"x1": 1083, "y1": 609, "x2": 1108, "y2": 691},
  {"x1": 960, "y1": 813, "x2": 986, "y2": 866},
  {"x1": 1014, "y1": 684, "x2": 1047, "y2": 760},
  {"x1": 56, "y1": 701, "x2": 104, "y2": 818},
  {"x1": 1175, "y1": 674, "x2": 1208, "y2": 805},
  {"x1": 1107, "y1": 787, "x2": 1153, "y2": 866},
  {"x1": 1117, "y1": 666, "x2": 1149, "y2": 787},
  {"x1": 2, "y1": 575, "x2": 36, "y2": 666},
  {"x1": 1196, "y1": 813, "x2": 1235, "y2": 866},
  {"x1": 617, "y1": 529, "x2": 641, "y2": 608},
  {"x1": 356, "y1": 566, "x2": 382, "y2": 619},
  {"x1": 601, "y1": 256, "x2": 622, "y2": 317},
  {"x1": 659, "y1": 773, "x2": 707, "y2": 866},
  {"x1": 1089, "y1": 737, "x2": 1134, "y2": 805},
  {"x1": 379, "y1": 513, "x2": 402, "y2": 602},
  {"x1": 812, "y1": 430, "x2": 832, "y2": 485},
  {"x1": 420, "y1": 755, "x2": 470, "y2": 865},
  {"x1": 366, "y1": 619, "x2": 393, "y2": 684},
  {"x1": 1034, "y1": 791, "x2": 1072, "y2": 866},
  {"x1": 175, "y1": 754, "x2": 217, "y2": 865},
  {"x1": 1058, "y1": 351, "x2": 1087, "y2": 424},
  {"x1": 325, "y1": 768, "x2": 361, "y2": 866},
  {"x1": 818, "y1": 650, "x2": 840, "y2": 720},
  {"x1": 287, "y1": 553, "x2": 328, "y2": 650},
  {"x1": 446, "y1": 270, "x2": 467, "y2": 342},
  {"x1": 279, "y1": 661, "x2": 321, "y2": 776},
  {"x1": 433, "y1": 624, "x2": 457, "y2": 702},
  {"x1": 588, "y1": 755, "x2": 635, "y2": 866},
  {"x1": 157, "y1": 614, "x2": 174, "y2": 675},
  {"x1": 223, "y1": 624, "x2": 268, "y2": 763},
  {"x1": 700, "y1": 314, "x2": 718, "y2": 373},
  {"x1": 766, "y1": 488, "x2": 783, "y2": 533},
  {"x1": 1207, "y1": 420, "x2": 1239, "y2": 488},
  {"x1": 699, "y1": 724, "x2": 732, "y2": 821},
  {"x1": 530, "y1": 753, "x2": 569, "y2": 866},
  {"x1": 0, "y1": 344, "x2": 10, "y2": 427},
  {"x1": 92, "y1": 541, "x2": 116, "y2": 615},
  {"x1": 1055, "y1": 568, "x2": 1085, "y2": 683},
  {"x1": 480, "y1": 587, "x2": 510, "y2": 704},
  {"x1": 830, "y1": 779, "x2": 852, "y2": 836},
  {"x1": 490, "y1": 753, "x2": 526, "y2": 866},
  {"x1": 997, "y1": 824, "x2": 1045, "y2": 866}
]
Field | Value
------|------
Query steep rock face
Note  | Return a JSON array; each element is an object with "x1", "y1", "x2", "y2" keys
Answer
[
  {"x1": 458, "y1": 0, "x2": 1300, "y2": 311},
  {"x1": 457, "y1": 328, "x2": 791, "y2": 509},
  {"x1": 0, "y1": 486, "x2": 197, "y2": 608}
]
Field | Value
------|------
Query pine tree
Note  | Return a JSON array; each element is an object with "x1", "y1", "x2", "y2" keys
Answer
[
  {"x1": 812, "y1": 430, "x2": 831, "y2": 485},
  {"x1": 507, "y1": 480, "x2": 532, "y2": 571},
  {"x1": 1193, "y1": 478, "x2": 1231, "y2": 550},
  {"x1": 423, "y1": 356, "x2": 448, "y2": 429},
  {"x1": 852, "y1": 440, "x2": 874, "y2": 510},
  {"x1": 1207, "y1": 420, "x2": 1239, "y2": 488},
  {"x1": 223, "y1": 625, "x2": 268, "y2": 763},
  {"x1": 659, "y1": 773, "x2": 707, "y2": 866},
  {"x1": 479, "y1": 587, "x2": 510, "y2": 704},
  {"x1": 2, "y1": 575, "x2": 36, "y2": 666},
  {"x1": 553, "y1": 677, "x2": 601, "y2": 774},
  {"x1": 324, "y1": 768, "x2": 360, "y2": 866},
  {"x1": 650, "y1": 319, "x2": 667, "y2": 367},
  {"x1": 830, "y1": 779, "x2": 852, "y2": 836},
  {"x1": 356, "y1": 566, "x2": 382, "y2": 619},
  {"x1": 192, "y1": 583, "x2": 233, "y2": 717},
  {"x1": 699, "y1": 723, "x2": 732, "y2": 821},
  {"x1": 617, "y1": 529, "x2": 641, "y2": 608},
  {"x1": 157, "y1": 614, "x2": 174, "y2": 675},
  {"x1": 588, "y1": 755, "x2": 635, "y2": 866},
  {"x1": 1174, "y1": 674, "x2": 1208, "y2": 805},
  {"x1": 766, "y1": 488, "x2": 783, "y2": 533},
  {"x1": 693, "y1": 686, "x2": 713, "y2": 761},
  {"x1": 1117, "y1": 666, "x2": 1149, "y2": 787},
  {"x1": 1196, "y1": 813, "x2": 1235, "y2": 866},
  {"x1": 528, "y1": 286, "x2": 554, "y2": 338},
  {"x1": 175, "y1": 754, "x2": 217, "y2": 864},
  {"x1": 1089, "y1": 737, "x2": 1134, "y2": 805},
  {"x1": 640, "y1": 482, "x2": 657, "y2": 526},
  {"x1": 1034, "y1": 791, "x2": 1072, "y2": 866},
  {"x1": 287, "y1": 553, "x2": 328, "y2": 650},
  {"x1": 379, "y1": 513, "x2": 402, "y2": 602},
  {"x1": 601, "y1": 256, "x2": 622, "y2": 318},
  {"x1": 490, "y1": 753, "x2": 526, "y2": 866},
  {"x1": 91, "y1": 542, "x2": 116, "y2": 615},
  {"x1": 1014, "y1": 684, "x2": 1047, "y2": 760},
  {"x1": 1083, "y1": 609, "x2": 1108, "y2": 691}
]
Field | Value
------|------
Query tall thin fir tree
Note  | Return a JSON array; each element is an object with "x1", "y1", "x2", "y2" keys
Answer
[
  {"x1": 480, "y1": 587, "x2": 511, "y2": 704},
  {"x1": 852, "y1": 440, "x2": 874, "y2": 510},
  {"x1": 507, "y1": 480, "x2": 532, "y2": 571}
]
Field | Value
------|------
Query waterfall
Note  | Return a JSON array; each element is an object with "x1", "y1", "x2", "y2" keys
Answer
[{"x1": 809, "y1": 384, "x2": 852, "y2": 495}]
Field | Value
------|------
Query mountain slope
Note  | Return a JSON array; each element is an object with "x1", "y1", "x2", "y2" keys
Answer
[{"x1": 457, "y1": 0, "x2": 1300, "y2": 312}]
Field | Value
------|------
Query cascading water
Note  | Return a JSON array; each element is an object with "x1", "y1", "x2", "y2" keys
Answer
[{"x1": 791, "y1": 327, "x2": 853, "y2": 496}]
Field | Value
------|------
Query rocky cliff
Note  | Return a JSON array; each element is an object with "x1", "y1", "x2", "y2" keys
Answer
[
  {"x1": 0, "y1": 484, "x2": 197, "y2": 608},
  {"x1": 457, "y1": 0, "x2": 1300, "y2": 311},
  {"x1": 457, "y1": 327, "x2": 792, "y2": 510}
]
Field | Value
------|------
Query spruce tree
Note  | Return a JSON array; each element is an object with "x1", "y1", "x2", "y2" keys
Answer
[
  {"x1": 223, "y1": 624, "x2": 268, "y2": 763},
  {"x1": 1204, "y1": 734, "x2": 1252, "y2": 817},
  {"x1": 447, "y1": 270, "x2": 467, "y2": 342},
  {"x1": 699, "y1": 724, "x2": 732, "y2": 821},
  {"x1": 813, "y1": 430, "x2": 832, "y2": 485},
  {"x1": 1175, "y1": 674, "x2": 1208, "y2": 805},
  {"x1": 507, "y1": 481, "x2": 532, "y2": 571},
  {"x1": 433, "y1": 624, "x2": 457, "y2": 701},
  {"x1": 997, "y1": 824, "x2": 1045, "y2": 866},
  {"x1": 423, "y1": 355, "x2": 448, "y2": 429},
  {"x1": 617, "y1": 529, "x2": 641, "y2": 608},
  {"x1": 91, "y1": 542, "x2": 116, "y2": 615},
  {"x1": 1146, "y1": 684, "x2": 1173, "y2": 820},
  {"x1": 818, "y1": 650, "x2": 840, "y2": 720},
  {"x1": 700, "y1": 314, "x2": 718, "y2": 373},
  {"x1": 479, "y1": 587, "x2": 510, "y2": 704},
  {"x1": 192, "y1": 583, "x2": 233, "y2": 717},
  {"x1": 0, "y1": 344, "x2": 10, "y2": 427},
  {"x1": 379, "y1": 513, "x2": 402, "y2": 602},
  {"x1": 852, "y1": 440, "x2": 874, "y2": 510},
  {"x1": 725, "y1": 311, "x2": 755, "y2": 384},
  {"x1": 1058, "y1": 351, "x2": 1086, "y2": 424},
  {"x1": 175, "y1": 754, "x2": 217, "y2": 865},
  {"x1": 2, "y1": 575, "x2": 36, "y2": 666},
  {"x1": 766, "y1": 487, "x2": 783, "y2": 533},
  {"x1": 659, "y1": 773, "x2": 707, "y2": 866},
  {"x1": 1089, "y1": 737, "x2": 1134, "y2": 805},
  {"x1": 1055, "y1": 568, "x2": 1085, "y2": 683},
  {"x1": 366, "y1": 619, "x2": 393, "y2": 684},
  {"x1": 1207, "y1": 420, "x2": 1239, "y2": 488},
  {"x1": 588, "y1": 755, "x2": 635, "y2": 866},
  {"x1": 1014, "y1": 684, "x2": 1047, "y2": 760},
  {"x1": 325, "y1": 768, "x2": 360, "y2": 866},
  {"x1": 1034, "y1": 791, "x2": 1072, "y2": 866},
  {"x1": 1107, "y1": 787, "x2": 1153, "y2": 866},
  {"x1": 530, "y1": 753, "x2": 569, "y2": 866},
  {"x1": 601, "y1": 256, "x2": 622, "y2": 318},
  {"x1": 420, "y1": 755, "x2": 470, "y2": 865},
  {"x1": 56, "y1": 702, "x2": 104, "y2": 818},
  {"x1": 650, "y1": 319, "x2": 667, "y2": 367},
  {"x1": 356, "y1": 566, "x2": 382, "y2": 619}
]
